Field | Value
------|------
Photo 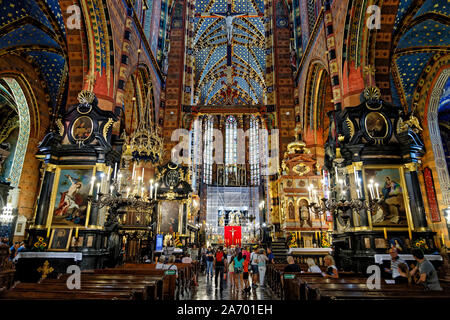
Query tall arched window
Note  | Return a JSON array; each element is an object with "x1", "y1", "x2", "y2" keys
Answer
[
  {"x1": 203, "y1": 116, "x2": 214, "y2": 184},
  {"x1": 249, "y1": 115, "x2": 260, "y2": 186},
  {"x1": 225, "y1": 116, "x2": 237, "y2": 185},
  {"x1": 143, "y1": 1, "x2": 154, "y2": 40},
  {"x1": 190, "y1": 118, "x2": 202, "y2": 190}
]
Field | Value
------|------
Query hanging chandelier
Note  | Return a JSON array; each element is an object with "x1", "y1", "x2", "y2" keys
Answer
[
  {"x1": 122, "y1": 106, "x2": 165, "y2": 165},
  {"x1": 121, "y1": 40, "x2": 164, "y2": 165}
]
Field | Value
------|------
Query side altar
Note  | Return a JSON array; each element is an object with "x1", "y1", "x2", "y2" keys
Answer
[
  {"x1": 278, "y1": 128, "x2": 333, "y2": 251},
  {"x1": 324, "y1": 86, "x2": 439, "y2": 272},
  {"x1": 25, "y1": 91, "x2": 121, "y2": 274}
]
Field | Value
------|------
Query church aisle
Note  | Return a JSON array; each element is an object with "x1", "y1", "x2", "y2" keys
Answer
[{"x1": 181, "y1": 272, "x2": 279, "y2": 300}]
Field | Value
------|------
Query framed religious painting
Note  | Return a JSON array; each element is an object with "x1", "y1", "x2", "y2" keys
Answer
[
  {"x1": 363, "y1": 165, "x2": 412, "y2": 229},
  {"x1": 49, "y1": 228, "x2": 72, "y2": 251},
  {"x1": 158, "y1": 200, "x2": 181, "y2": 234},
  {"x1": 48, "y1": 166, "x2": 96, "y2": 228}
]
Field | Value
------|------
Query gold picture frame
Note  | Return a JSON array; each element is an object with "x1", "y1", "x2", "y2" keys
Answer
[
  {"x1": 46, "y1": 165, "x2": 97, "y2": 230},
  {"x1": 48, "y1": 228, "x2": 73, "y2": 251},
  {"x1": 71, "y1": 116, "x2": 94, "y2": 141},
  {"x1": 362, "y1": 164, "x2": 414, "y2": 231}
]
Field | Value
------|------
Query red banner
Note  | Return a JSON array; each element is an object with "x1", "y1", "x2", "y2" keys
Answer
[
  {"x1": 423, "y1": 167, "x2": 441, "y2": 222},
  {"x1": 224, "y1": 226, "x2": 241, "y2": 247}
]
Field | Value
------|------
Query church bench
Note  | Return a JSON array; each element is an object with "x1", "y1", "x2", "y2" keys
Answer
[
  {"x1": 82, "y1": 270, "x2": 177, "y2": 300},
  {"x1": 0, "y1": 289, "x2": 135, "y2": 300},
  {"x1": 316, "y1": 290, "x2": 450, "y2": 301},
  {"x1": 11, "y1": 281, "x2": 158, "y2": 300},
  {"x1": 53, "y1": 272, "x2": 171, "y2": 299}
]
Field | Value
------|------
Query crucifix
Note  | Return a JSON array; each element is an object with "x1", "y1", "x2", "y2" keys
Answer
[{"x1": 230, "y1": 226, "x2": 236, "y2": 244}]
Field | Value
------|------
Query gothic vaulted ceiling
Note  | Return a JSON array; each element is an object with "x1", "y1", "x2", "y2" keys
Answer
[
  {"x1": 391, "y1": 0, "x2": 450, "y2": 110},
  {"x1": 0, "y1": 0, "x2": 67, "y2": 109},
  {"x1": 193, "y1": 0, "x2": 266, "y2": 105}
]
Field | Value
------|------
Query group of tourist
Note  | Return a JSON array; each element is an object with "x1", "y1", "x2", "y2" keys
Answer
[
  {"x1": 0, "y1": 238, "x2": 27, "y2": 261},
  {"x1": 385, "y1": 247, "x2": 442, "y2": 290},
  {"x1": 283, "y1": 255, "x2": 339, "y2": 278},
  {"x1": 200, "y1": 245, "x2": 274, "y2": 294}
]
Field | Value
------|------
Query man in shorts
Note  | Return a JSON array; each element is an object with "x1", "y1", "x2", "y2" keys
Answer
[{"x1": 250, "y1": 246, "x2": 259, "y2": 288}]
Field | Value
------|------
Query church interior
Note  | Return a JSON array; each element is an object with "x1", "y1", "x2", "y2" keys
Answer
[{"x1": 0, "y1": 0, "x2": 449, "y2": 303}]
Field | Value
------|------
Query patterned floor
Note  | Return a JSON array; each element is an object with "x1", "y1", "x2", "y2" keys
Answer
[{"x1": 181, "y1": 272, "x2": 279, "y2": 300}]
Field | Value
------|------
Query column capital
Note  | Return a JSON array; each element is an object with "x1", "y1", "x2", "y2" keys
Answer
[
  {"x1": 404, "y1": 162, "x2": 419, "y2": 172},
  {"x1": 353, "y1": 162, "x2": 364, "y2": 170},
  {"x1": 45, "y1": 164, "x2": 57, "y2": 172}
]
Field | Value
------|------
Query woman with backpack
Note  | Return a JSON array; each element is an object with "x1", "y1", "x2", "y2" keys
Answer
[{"x1": 233, "y1": 251, "x2": 245, "y2": 290}]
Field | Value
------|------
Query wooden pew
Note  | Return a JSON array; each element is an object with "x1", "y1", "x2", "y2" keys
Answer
[{"x1": 84, "y1": 269, "x2": 177, "y2": 300}]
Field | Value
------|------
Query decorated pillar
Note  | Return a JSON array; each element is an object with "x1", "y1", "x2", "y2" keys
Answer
[{"x1": 404, "y1": 162, "x2": 428, "y2": 231}]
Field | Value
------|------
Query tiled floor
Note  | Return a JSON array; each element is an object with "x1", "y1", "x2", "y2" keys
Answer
[{"x1": 181, "y1": 272, "x2": 280, "y2": 300}]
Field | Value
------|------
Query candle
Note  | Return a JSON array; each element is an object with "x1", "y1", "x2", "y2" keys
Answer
[
  {"x1": 96, "y1": 182, "x2": 101, "y2": 194},
  {"x1": 141, "y1": 167, "x2": 145, "y2": 181},
  {"x1": 335, "y1": 166, "x2": 339, "y2": 181},
  {"x1": 141, "y1": 187, "x2": 144, "y2": 198},
  {"x1": 100, "y1": 173, "x2": 105, "y2": 190},
  {"x1": 356, "y1": 189, "x2": 361, "y2": 199},
  {"x1": 110, "y1": 185, "x2": 114, "y2": 194},
  {"x1": 150, "y1": 180, "x2": 154, "y2": 199},
  {"x1": 107, "y1": 166, "x2": 112, "y2": 181},
  {"x1": 132, "y1": 163, "x2": 136, "y2": 180},
  {"x1": 354, "y1": 166, "x2": 358, "y2": 184},
  {"x1": 375, "y1": 183, "x2": 379, "y2": 199},
  {"x1": 126, "y1": 187, "x2": 130, "y2": 198},
  {"x1": 75, "y1": 227, "x2": 79, "y2": 238},
  {"x1": 113, "y1": 162, "x2": 117, "y2": 180},
  {"x1": 118, "y1": 173, "x2": 122, "y2": 192},
  {"x1": 409, "y1": 227, "x2": 412, "y2": 240},
  {"x1": 47, "y1": 228, "x2": 51, "y2": 238},
  {"x1": 383, "y1": 228, "x2": 387, "y2": 240}
]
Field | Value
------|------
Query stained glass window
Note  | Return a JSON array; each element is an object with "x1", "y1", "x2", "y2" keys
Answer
[
  {"x1": 203, "y1": 116, "x2": 214, "y2": 184},
  {"x1": 249, "y1": 115, "x2": 260, "y2": 186},
  {"x1": 225, "y1": 115, "x2": 237, "y2": 185}
]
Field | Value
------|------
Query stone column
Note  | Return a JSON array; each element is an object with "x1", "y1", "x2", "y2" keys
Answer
[
  {"x1": 404, "y1": 163, "x2": 428, "y2": 231},
  {"x1": 34, "y1": 165, "x2": 56, "y2": 226}
]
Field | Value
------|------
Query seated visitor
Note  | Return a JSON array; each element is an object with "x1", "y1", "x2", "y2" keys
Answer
[
  {"x1": 395, "y1": 263, "x2": 411, "y2": 285},
  {"x1": 182, "y1": 253, "x2": 193, "y2": 264},
  {"x1": 306, "y1": 258, "x2": 322, "y2": 273},
  {"x1": 284, "y1": 256, "x2": 302, "y2": 272},
  {"x1": 156, "y1": 255, "x2": 167, "y2": 269},
  {"x1": 410, "y1": 249, "x2": 442, "y2": 291},
  {"x1": 323, "y1": 255, "x2": 339, "y2": 278},
  {"x1": 384, "y1": 247, "x2": 408, "y2": 283}
]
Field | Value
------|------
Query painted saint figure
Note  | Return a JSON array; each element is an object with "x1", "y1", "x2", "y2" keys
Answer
[
  {"x1": 381, "y1": 176, "x2": 405, "y2": 224},
  {"x1": 54, "y1": 175, "x2": 85, "y2": 224}
]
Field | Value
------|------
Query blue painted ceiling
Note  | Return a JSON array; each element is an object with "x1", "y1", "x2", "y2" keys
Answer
[
  {"x1": 0, "y1": 0, "x2": 67, "y2": 109},
  {"x1": 193, "y1": 0, "x2": 266, "y2": 105},
  {"x1": 393, "y1": 0, "x2": 450, "y2": 109}
]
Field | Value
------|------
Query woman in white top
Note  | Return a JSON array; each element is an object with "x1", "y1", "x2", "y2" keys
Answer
[{"x1": 306, "y1": 258, "x2": 322, "y2": 273}]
